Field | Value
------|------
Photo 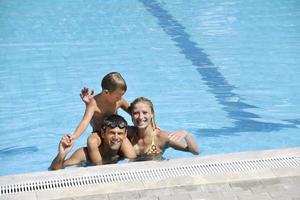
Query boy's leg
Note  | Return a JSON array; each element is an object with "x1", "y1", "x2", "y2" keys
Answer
[
  {"x1": 87, "y1": 132, "x2": 102, "y2": 165},
  {"x1": 120, "y1": 137, "x2": 137, "y2": 159}
]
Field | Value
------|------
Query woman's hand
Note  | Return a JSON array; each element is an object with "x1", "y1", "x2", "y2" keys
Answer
[
  {"x1": 168, "y1": 130, "x2": 188, "y2": 142},
  {"x1": 168, "y1": 130, "x2": 200, "y2": 155}
]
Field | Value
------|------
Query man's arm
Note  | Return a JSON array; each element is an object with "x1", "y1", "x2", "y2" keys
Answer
[
  {"x1": 50, "y1": 135, "x2": 74, "y2": 170},
  {"x1": 63, "y1": 147, "x2": 89, "y2": 166},
  {"x1": 51, "y1": 152, "x2": 67, "y2": 170},
  {"x1": 50, "y1": 136, "x2": 89, "y2": 170}
]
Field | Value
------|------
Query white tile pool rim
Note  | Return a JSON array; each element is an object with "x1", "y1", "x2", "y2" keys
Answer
[{"x1": 0, "y1": 147, "x2": 300, "y2": 200}]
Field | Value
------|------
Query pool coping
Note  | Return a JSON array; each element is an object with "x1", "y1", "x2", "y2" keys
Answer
[{"x1": 0, "y1": 147, "x2": 299, "y2": 200}]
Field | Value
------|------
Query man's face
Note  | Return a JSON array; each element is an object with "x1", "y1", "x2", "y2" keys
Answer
[{"x1": 101, "y1": 127, "x2": 126, "y2": 151}]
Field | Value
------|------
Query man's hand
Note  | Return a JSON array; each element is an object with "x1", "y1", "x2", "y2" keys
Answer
[
  {"x1": 80, "y1": 87, "x2": 94, "y2": 104},
  {"x1": 51, "y1": 135, "x2": 74, "y2": 170},
  {"x1": 59, "y1": 135, "x2": 74, "y2": 155}
]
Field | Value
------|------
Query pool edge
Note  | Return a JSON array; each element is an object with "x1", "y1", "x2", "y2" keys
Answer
[{"x1": 1, "y1": 147, "x2": 299, "y2": 200}]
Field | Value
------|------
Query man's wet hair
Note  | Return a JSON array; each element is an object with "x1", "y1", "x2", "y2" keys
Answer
[{"x1": 101, "y1": 114, "x2": 128, "y2": 130}]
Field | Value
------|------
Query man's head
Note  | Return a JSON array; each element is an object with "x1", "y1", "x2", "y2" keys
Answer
[{"x1": 100, "y1": 114, "x2": 128, "y2": 151}]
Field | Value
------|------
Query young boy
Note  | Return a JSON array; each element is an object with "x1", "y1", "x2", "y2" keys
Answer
[
  {"x1": 51, "y1": 115, "x2": 131, "y2": 170},
  {"x1": 69, "y1": 72, "x2": 136, "y2": 165}
]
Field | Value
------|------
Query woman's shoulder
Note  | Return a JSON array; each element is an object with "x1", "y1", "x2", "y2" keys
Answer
[
  {"x1": 156, "y1": 129, "x2": 169, "y2": 139},
  {"x1": 155, "y1": 129, "x2": 170, "y2": 147}
]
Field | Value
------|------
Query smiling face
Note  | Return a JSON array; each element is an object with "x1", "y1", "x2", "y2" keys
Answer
[
  {"x1": 131, "y1": 101, "x2": 154, "y2": 129},
  {"x1": 100, "y1": 114, "x2": 128, "y2": 151},
  {"x1": 101, "y1": 127, "x2": 127, "y2": 151}
]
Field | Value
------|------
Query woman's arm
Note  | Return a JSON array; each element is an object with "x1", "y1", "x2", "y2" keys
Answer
[{"x1": 167, "y1": 131, "x2": 200, "y2": 155}]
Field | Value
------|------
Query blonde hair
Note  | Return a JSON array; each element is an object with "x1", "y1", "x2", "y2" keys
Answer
[
  {"x1": 130, "y1": 97, "x2": 157, "y2": 130},
  {"x1": 101, "y1": 72, "x2": 127, "y2": 92}
]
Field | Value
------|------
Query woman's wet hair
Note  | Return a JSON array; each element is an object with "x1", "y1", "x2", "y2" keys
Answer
[
  {"x1": 101, "y1": 114, "x2": 128, "y2": 130},
  {"x1": 101, "y1": 72, "x2": 127, "y2": 92},
  {"x1": 129, "y1": 97, "x2": 157, "y2": 129}
]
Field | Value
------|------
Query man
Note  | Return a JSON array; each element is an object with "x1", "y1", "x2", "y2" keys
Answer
[
  {"x1": 50, "y1": 114, "x2": 133, "y2": 170},
  {"x1": 70, "y1": 72, "x2": 135, "y2": 165}
]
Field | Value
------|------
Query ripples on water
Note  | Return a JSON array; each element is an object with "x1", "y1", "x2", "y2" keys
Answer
[{"x1": 0, "y1": 0, "x2": 299, "y2": 176}]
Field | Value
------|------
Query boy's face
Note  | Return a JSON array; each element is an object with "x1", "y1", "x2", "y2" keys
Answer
[
  {"x1": 101, "y1": 127, "x2": 127, "y2": 151},
  {"x1": 106, "y1": 88, "x2": 125, "y2": 103}
]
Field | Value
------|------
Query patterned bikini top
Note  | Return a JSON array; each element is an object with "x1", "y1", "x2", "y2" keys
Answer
[{"x1": 144, "y1": 133, "x2": 162, "y2": 155}]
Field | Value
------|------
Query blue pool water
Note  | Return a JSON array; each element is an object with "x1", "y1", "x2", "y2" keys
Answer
[{"x1": 0, "y1": 0, "x2": 300, "y2": 176}]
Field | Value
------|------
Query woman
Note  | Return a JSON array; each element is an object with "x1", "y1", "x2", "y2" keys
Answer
[{"x1": 127, "y1": 97, "x2": 200, "y2": 160}]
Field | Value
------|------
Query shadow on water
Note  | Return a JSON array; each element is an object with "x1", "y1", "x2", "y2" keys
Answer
[
  {"x1": 0, "y1": 146, "x2": 38, "y2": 157},
  {"x1": 198, "y1": 119, "x2": 299, "y2": 137},
  {"x1": 140, "y1": 0, "x2": 299, "y2": 137}
]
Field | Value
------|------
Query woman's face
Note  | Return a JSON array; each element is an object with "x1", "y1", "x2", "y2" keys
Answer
[{"x1": 131, "y1": 101, "x2": 153, "y2": 129}]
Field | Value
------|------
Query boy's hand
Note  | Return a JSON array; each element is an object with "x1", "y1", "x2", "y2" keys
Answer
[
  {"x1": 69, "y1": 134, "x2": 78, "y2": 140},
  {"x1": 61, "y1": 134, "x2": 72, "y2": 145},
  {"x1": 80, "y1": 87, "x2": 94, "y2": 104}
]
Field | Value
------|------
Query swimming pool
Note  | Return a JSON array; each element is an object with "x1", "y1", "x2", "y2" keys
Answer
[{"x1": 0, "y1": 0, "x2": 299, "y2": 176}]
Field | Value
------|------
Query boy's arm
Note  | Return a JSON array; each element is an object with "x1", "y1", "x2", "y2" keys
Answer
[
  {"x1": 87, "y1": 133, "x2": 103, "y2": 165},
  {"x1": 119, "y1": 137, "x2": 137, "y2": 159},
  {"x1": 71, "y1": 100, "x2": 95, "y2": 139},
  {"x1": 119, "y1": 98, "x2": 130, "y2": 114},
  {"x1": 167, "y1": 131, "x2": 200, "y2": 155}
]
